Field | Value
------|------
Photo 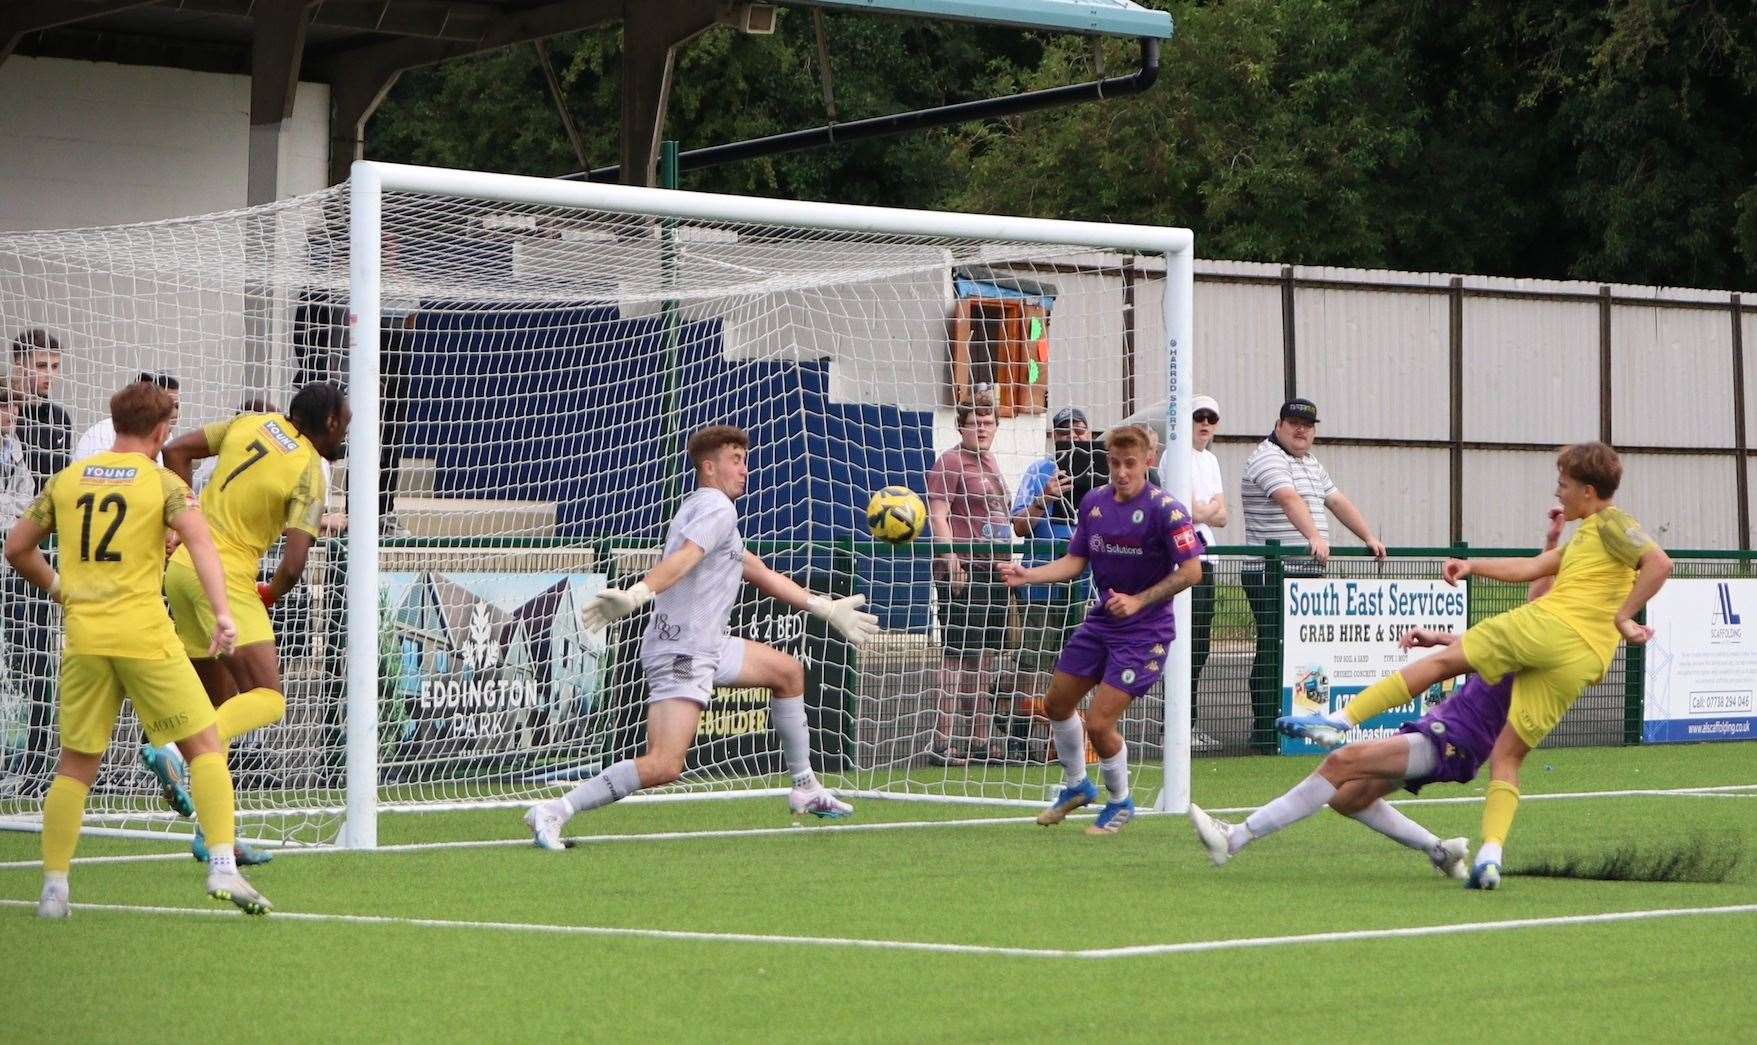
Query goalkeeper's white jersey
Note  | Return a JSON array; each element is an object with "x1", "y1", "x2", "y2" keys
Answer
[{"x1": 643, "y1": 487, "x2": 746, "y2": 661}]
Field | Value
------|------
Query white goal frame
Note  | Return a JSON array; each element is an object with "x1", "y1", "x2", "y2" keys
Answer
[{"x1": 342, "y1": 161, "x2": 1195, "y2": 849}]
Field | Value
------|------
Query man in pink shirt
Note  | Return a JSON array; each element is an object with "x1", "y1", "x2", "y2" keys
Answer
[{"x1": 925, "y1": 397, "x2": 1013, "y2": 764}]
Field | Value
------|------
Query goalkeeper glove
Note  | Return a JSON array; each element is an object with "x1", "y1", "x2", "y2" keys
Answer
[
  {"x1": 806, "y1": 593, "x2": 881, "y2": 649},
  {"x1": 257, "y1": 582, "x2": 278, "y2": 608},
  {"x1": 579, "y1": 581, "x2": 655, "y2": 632},
  {"x1": 47, "y1": 573, "x2": 61, "y2": 604}
]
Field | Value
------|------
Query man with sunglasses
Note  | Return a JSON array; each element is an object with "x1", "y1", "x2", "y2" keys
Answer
[{"x1": 1159, "y1": 394, "x2": 1227, "y2": 752}]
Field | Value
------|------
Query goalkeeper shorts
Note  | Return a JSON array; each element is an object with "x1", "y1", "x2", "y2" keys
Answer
[{"x1": 642, "y1": 636, "x2": 747, "y2": 706}]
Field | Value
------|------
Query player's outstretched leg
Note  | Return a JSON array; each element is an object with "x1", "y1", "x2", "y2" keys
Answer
[
  {"x1": 525, "y1": 698, "x2": 701, "y2": 851},
  {"x1": 139, "y1": 742, "x2": 195, "y2": 818},
  {"x1": 525, "y1": 759, "x2": 639, "y2": 851}
]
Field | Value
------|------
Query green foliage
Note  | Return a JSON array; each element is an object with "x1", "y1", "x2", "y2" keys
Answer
[{"x1": 367, "y1": 2, "x2": 1757, "y2": 288}]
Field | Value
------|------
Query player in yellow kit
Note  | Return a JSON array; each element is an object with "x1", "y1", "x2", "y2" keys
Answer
[
  {"x1": 1279, "y1": 441, "x2": 1672, "y2": 890},
  {"x1": 144, "y1": 382, "x2": 350, "y2": 863},
  {"x1": 4, "y1": 381, "x2": 270, "y2": 917}
]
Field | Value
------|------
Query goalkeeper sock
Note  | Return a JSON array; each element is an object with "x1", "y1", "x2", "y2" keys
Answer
[
  {"x1": 1348, "y1": 799, "x2": 1440, "y2": 852},
  {"x1": 1480, "y1": 779, "x2": 1520, "y2": 853},
  {"x1": 771, "y1": 697, "x2": 818, "y2": 790},
  {"x1": 1099, "y1": 745, "x2": 1129, "y2": 802},
  {"x1": 1337, "y1": 672, "x2": 1412, "y2": 726},
  {"x1": 189, "y1": 751, "x2": 237, "y2": 852},
  {"x1": 1050, "y1": 717, "x2": 1087, "y2": 788},
  {"x1": 1243, "y1": 773, "x2": 1336, "y2": 841},
  {"x1": 563, "y1": 759, "x2": 642, "y2": 815},
  {"x1": 41, "y1": 775, "x2": 90, "y2": 874},
  {"x1": 217, "y1": 688, "x2": 287, "y2": 742}
]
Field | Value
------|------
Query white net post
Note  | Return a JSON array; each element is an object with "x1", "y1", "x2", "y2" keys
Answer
[
  {"x1": 1157, "y1": 246, "x2": 1194, "y2": 814},
  {"x1": 344, "y1": 164, "x2": 383, "y2": 849}
]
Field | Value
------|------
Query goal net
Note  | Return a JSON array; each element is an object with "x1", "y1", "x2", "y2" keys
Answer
[{"x1": 0, "y1": 162, "x2": 1193, "y2": 848}]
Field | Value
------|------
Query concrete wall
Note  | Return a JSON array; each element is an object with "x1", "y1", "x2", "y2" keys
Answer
[{"x1": 0, "y1": 55, "x2": 330, "y2": 232}]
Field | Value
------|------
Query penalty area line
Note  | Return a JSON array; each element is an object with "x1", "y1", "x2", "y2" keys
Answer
[{"x1": 1, "y1": 898, "x2": 1753, "y2": 961}]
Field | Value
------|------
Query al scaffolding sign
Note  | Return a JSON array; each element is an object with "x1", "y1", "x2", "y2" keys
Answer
[
  {"x1": 1643, "y1": 579, "x2": 1757, "y2": 744},
  {"x1": 1280, "y1": 578, "x2": 1469, "y2": 755}
]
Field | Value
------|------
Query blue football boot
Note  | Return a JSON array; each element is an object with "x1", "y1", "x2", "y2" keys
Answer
[{"x1": 1036, "y1": 777, "x2": 1099, "y2": 826}]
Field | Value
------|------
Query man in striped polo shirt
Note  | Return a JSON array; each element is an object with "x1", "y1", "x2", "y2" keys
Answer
[{"x1": 1239, "y1": 398, "x2": 1385, "y2": 751}]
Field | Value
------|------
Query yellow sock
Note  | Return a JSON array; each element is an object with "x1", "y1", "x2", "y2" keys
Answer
[
  {"x1": 1481, "y1": 780, "x2": 1521, "y2": 846},
  {"x1": 41, "y1": 775, "x2": 91, "y2": 874},
  {"x1": 189, "y1": 751, "x2": 237, "y2": 850},
  {"x1": 216, "y1": 688, "x2": 286, "y2": 743},
  {"x1": 1342, "y1": 672, "x2": 1412, "y2": 725}
]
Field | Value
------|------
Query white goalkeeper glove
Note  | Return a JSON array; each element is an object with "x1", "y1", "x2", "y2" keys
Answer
[
  {"x1": 806, "y1": 593, "x2": 881, "y2": 649},
  {"x1": 579, "y1": 581, "x2": 654, "y2": 632}
]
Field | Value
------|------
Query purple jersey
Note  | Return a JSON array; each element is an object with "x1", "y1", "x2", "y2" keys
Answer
[
  {"x1": 1399, "y1": 673, "x2": 1513, "y2": 792},
  {"x1": 1068, "y1": 483, "x2": 1203, "y2": 634}
]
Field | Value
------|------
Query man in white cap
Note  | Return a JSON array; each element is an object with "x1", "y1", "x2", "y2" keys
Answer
[{"x1": 1159, "y1": 394, "x2": 1226, "y2": 752}]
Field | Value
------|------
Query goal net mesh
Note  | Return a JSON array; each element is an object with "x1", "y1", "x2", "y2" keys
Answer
[{"x1": 0, "y1": 181, "x2": 1175, "y2": 846}]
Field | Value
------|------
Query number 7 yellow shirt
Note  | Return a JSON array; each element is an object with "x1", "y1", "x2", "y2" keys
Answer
[{"x1": 169, "y1": 413, "x2": 326, "y2": 583}]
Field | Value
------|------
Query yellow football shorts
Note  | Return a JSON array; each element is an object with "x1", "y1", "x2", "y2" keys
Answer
[
  {"x1": 1461, "y1": 602, "x2": 1606, "y2": 748},
  {"x1": 60, "y1": 652, "x2": 216, "y2": 753},
  {"x1": 164, "y1": 559, "x2": 274, "y2": 659}
]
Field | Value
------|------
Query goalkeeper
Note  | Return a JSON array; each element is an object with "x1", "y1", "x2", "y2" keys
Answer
[
  {"x1": 524, "y1": 425, "x2": 881, "y2": 849},
  {"x1": 1190, "y1": 507, "x2": 1568, "y2": 879},
  {"x1": 143, "y1": 382, "x2": 351, "y2": 864}
]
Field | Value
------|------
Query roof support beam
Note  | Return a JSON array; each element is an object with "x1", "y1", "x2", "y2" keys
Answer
[
  {"x1": 619, "y1": 0, "x2": 719, "y2": 186},
  {"x1": 249, "y1": 0, "x2": 316, "y2": 204}
]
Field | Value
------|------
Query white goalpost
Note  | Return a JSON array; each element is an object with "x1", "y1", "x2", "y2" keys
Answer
[{"x1": 0, "y1": 160, "x2": 1193, "y2": 850}]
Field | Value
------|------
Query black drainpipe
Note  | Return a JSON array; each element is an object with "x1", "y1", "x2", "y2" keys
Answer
[{"x1": 568, "y1": 35, "x2": 1161, "y2": 182}]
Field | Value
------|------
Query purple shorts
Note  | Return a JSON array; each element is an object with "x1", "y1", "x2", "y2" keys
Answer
[
  {"x1": 1398, "y1": 716, "x2": 1488, "y2": 794},
  {"x1": 1054, "y1": 620, "x2": 1172, "y2": 699}
]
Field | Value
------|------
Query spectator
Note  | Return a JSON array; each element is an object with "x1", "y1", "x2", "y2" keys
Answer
[
  {"x1": 0, "y1": 390, "x2": 34, "y2": 526},
  {"x1": 1158, "y1": 394, "x2": 1226, "y2": 753},
  {"x1": 74, "y1": 372, "x2": 179, "y2": 462},
  {"x1": 1239, "y1": 397, "x2": 1385, "y2": 752},
  {"x1": 925, "y1": 394, "x2": 1012, "y2": 765},
  {"x1": 4, "y1": 329, "x2": 70, "y2": 795},
  {"x1": 1006, "y1": 406, "x2": 1091, "y2": 761}
]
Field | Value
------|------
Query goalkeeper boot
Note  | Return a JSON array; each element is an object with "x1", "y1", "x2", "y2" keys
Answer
[
  {"x1": 1036, "y1": 777, "x2": 1098, "y2": 826},
  {"x1": 207, "y1": 871, "x2": 272, "y2": 915},
  {"x1": 1465, "y1": 859, "x2": 1502, "y2": 891},
  {"x1": 788, "y1": 787, "x2": 853, "y2": 820},
  {"x1": 1086, "y1": 796, "x2": 1136, "y2": 836},
  {"x1": 1430, "y1": 837, "x2": 1471, "y2": 880},
  {"x1": 1275, "y1": 715, "x2": 1348, "y2": 750},
  {"x1": 523, "y1": 801, "x2": 570, "y2": 851},
  {"x1": 1188, "y1": 804, "x2": 1238, "y2": 866},
  {"x1": 191, "y1": 827, "x2": 273, "y2": 866},
  {"x1": 140, "y1": 743, "x2": 195, "y2": 818},
  {"x1": 37, "y1": 879, "x2": 70, "y2": 920}
]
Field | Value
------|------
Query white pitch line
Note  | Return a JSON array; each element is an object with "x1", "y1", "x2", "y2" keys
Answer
[
  {"x1": 1, "y1": 898, "x2": 1753, "y2": 961},
  {"x1": 2, "y1": 782, "x2": 1752, "y2": 872}
]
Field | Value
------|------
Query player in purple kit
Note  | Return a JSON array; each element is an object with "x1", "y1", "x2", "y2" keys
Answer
[
  {"x1": 999, "y1": 425, "x2": 1203, "y2": 835},
  {"x1": 1186, "y1": 507, "x2": 1566, "y2": 876}
]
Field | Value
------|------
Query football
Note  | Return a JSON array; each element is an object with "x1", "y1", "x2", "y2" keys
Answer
[{"x1": 866, "y1": 485, "x2": 927, "y2": 544}]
